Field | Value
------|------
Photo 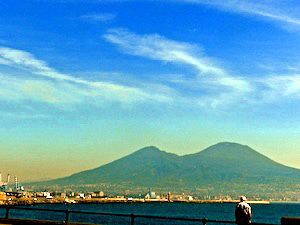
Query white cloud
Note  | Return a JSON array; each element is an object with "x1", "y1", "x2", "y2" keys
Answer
[
  {"x1": 0, "y1": 47, "x2": 51, "y2": 71},
  {"x1": 104, "y1": 29, "x2": 226, "y2": 76},
  {"x1": 260, "y1": 75, "x2": 300, "y2": 100},
  {"x1": 104, "y1": 28, "x2": 253, "y2": 108},
  {"x1": 0, "y1": 74, "x2": 81, "y2": 106},
  {"x1": 36, "y1": 0, "x2": 300, "y2": 30},
  {"x1": 2, "y1": 30, "x2": 299, "y2": 113},
  {"x1": 104, "y1": 28, "x2": 300, "y2": 107},
  {"x1": 0, "y1": 46, "x2": 173, "y2": 111},
  {"x1": 80, "y1": 0, "x2": 300, "y2": 29},
  {"x1": 181, "y1": 0, "x2": 300, "y2": 31}
]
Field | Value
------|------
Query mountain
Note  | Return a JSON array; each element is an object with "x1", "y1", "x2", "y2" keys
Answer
[
  {"x1": 182, "y1": 142, "x2": 300, "y2": 182},
  {"x1": 43, "y1": 146, "x2": 183, "y2": 186},
  {"x1": 34, "y1": 142, "x2": 300, "y2": 188}
]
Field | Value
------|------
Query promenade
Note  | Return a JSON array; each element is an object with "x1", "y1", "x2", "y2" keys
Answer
[{"x1": 1, "y1": 196, "x2": 270, "y2": 206}]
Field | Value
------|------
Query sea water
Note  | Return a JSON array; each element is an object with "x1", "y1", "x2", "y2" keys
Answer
[{"x1": 1, "y1": 202, "x2": 300, "y2": 225}]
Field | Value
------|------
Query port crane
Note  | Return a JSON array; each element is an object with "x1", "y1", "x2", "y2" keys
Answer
[
  {"x1": 0, "y1": 173, "x2": 10, "y2": 191},
  {"x1": 0, "y1": 173, "x2": 24, "y2": 197}
]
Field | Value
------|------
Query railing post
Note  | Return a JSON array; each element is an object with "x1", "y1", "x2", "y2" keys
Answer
[
  {"x1": 5, "y1": 206, "x2": 10, "y2": 219},
  {"x1": 130, "y1": 213, "x2": 135, "y2": 225},
  {"x1": 64, "y1": 210, "x2": 69, "y2": 224},
  {"x1": 202, "y1": 218, "x2": 207, "y2": 225}
]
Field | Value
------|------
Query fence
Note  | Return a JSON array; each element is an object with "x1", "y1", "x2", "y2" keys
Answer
[{"x1": 1, "y1": 205, "x2": 280, "y2": 225}]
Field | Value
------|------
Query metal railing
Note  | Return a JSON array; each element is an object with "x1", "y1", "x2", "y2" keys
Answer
[{"x1": 1, "y1": 205, "x2": 279, "y2": 225}]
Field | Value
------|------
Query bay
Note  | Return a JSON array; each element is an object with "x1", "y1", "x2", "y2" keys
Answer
[{"x1": 2, "y1": 202, "x2": 300, "y2": 225}]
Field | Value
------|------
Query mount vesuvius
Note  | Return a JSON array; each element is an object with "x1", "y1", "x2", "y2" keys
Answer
[{"x1": 33, "y1": 142, "x2": 300, "y2": 188}]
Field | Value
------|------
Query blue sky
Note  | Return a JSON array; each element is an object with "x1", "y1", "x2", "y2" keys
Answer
[{"x1": 1, "y1": 0, "x2": 300, "y2": 181}]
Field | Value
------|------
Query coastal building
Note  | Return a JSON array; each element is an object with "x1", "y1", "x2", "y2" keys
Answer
[
  {"x1": 150, "y1": 192, "x2": 156, "y2": 199},
  {"x1": 46, "y1": 193, "x2": 53, "y2": 199},
  {"x1": 77, "y1": 193, "x2": 85, "y2": 199},
  {"x1": 188, "y1": 196, "x2": 193, "y2": 201},
  {"x1": 61, "y1": 192, "x2": 66, "y2": 198},
  {"x1": 0, "y1": 192, "x2": 6, "y2": 201}
]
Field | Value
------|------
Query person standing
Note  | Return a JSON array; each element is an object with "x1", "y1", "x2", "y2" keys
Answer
[{"x1": 235, "y1": 196, "x2": 252, "y2": 225}]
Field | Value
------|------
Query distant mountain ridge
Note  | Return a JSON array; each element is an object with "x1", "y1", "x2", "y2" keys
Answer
[{"x1": 34, "y1": 142, "x2": 300, "y2": 188}]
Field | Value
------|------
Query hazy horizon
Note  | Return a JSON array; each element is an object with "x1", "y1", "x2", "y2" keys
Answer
[
  {"x1": 3, "y1": 142, "x2": 300, "y2": 183},
  {"x1": 1, "y1": 0, "x2": 300, "y2": 181}
]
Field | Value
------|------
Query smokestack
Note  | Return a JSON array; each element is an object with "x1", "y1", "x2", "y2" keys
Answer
[
  {"x1": 0, "y1": 173, "x2": 2, "y2": 183},
  {"x1": 7, "y1": 174, "x2": 10, "y2": 184}
]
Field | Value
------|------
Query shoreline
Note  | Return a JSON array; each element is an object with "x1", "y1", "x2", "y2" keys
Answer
[{"x1": 1, "y1": 197, "x2": 272, "y2": 206}]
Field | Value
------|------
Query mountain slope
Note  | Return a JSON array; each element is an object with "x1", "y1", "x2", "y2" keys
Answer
[
  {"x1": 46, "y1": 146, "x2": 185, "y2": 186},
  {"x1": 182, "y1": 142, "x2": 300, "y2": 180},
  {"x1": 36, "y1": 142, "x2": 300, "y2": 187}
]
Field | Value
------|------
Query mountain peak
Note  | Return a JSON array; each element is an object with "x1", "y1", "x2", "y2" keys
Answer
[
  {"x1": 137, "y1": 146, "x2": 161, "y2": 153},
  {"x1": 214, "y1": 141, "x2": 249, "y2": 148},
  {"x1": 201, "y1": 142, "x2": 252, "y2": 154},
  {"x1": 128, "y1": 146, "x2": 166, "y2": 159}
]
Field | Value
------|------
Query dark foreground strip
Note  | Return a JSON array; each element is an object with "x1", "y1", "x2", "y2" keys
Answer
[
  {"x1": 0, "y1": 206, "x2": 289, "y2": 225},
  {"x1": 0, "y1": 218, "x2": 101, "y2": 225}
]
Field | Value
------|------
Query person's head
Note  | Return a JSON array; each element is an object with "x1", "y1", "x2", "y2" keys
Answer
[{"x1": 240, "y1": 196, "x2": 247, "y2": 202}]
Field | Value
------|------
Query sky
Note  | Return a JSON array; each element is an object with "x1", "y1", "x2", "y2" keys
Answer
[{"x1": 1, "y1": 0, "x2": 300, "y2": 182}]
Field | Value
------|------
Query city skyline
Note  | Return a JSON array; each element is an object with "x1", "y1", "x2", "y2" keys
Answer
[{"x1": 1, "y1": 0, "x2": 300, "y2": 181}]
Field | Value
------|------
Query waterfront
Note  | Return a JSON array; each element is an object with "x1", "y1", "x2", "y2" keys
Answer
[{"x1": 1, "y1": 202, "x2": 299, "y2": 225}]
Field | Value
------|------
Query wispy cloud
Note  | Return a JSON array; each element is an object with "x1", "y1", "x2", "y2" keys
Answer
[
  {"x1": 104, "y1": 28, "x2": 253, "y2": 107},
  {"x1": 104, "y1": 28, "x2": 225, "y2": 76},
  {"x1": 181, "y1": 0, "x2": 300, "y2": 31},
  {"x1": 57, "y1": 0, "x2": 300, "y2": 30},
  {"x1": 0, "y1": 46, "x2": 172, "y2": 112},
  {"x1": 0, "y1": 73, "x2": 85, "y2": 107},
  {"x1": 104, "y1": 28, "x2": 300, "y2": 108},
  {"x1": 0, "y1": 47, "x2": 50, "y2": 71},
  {"x1": 37, "y1": 0, "x2": 300, "y2": 30},
  {"x1": 260, "y1": 75, "x2": 300, "y2": 100},
  {"x1": 80, "y1": 13, "x2": 116, "y2": 22},
  {"x1": 1, "y1": 29, "x2": 299, "y2": 115}
]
